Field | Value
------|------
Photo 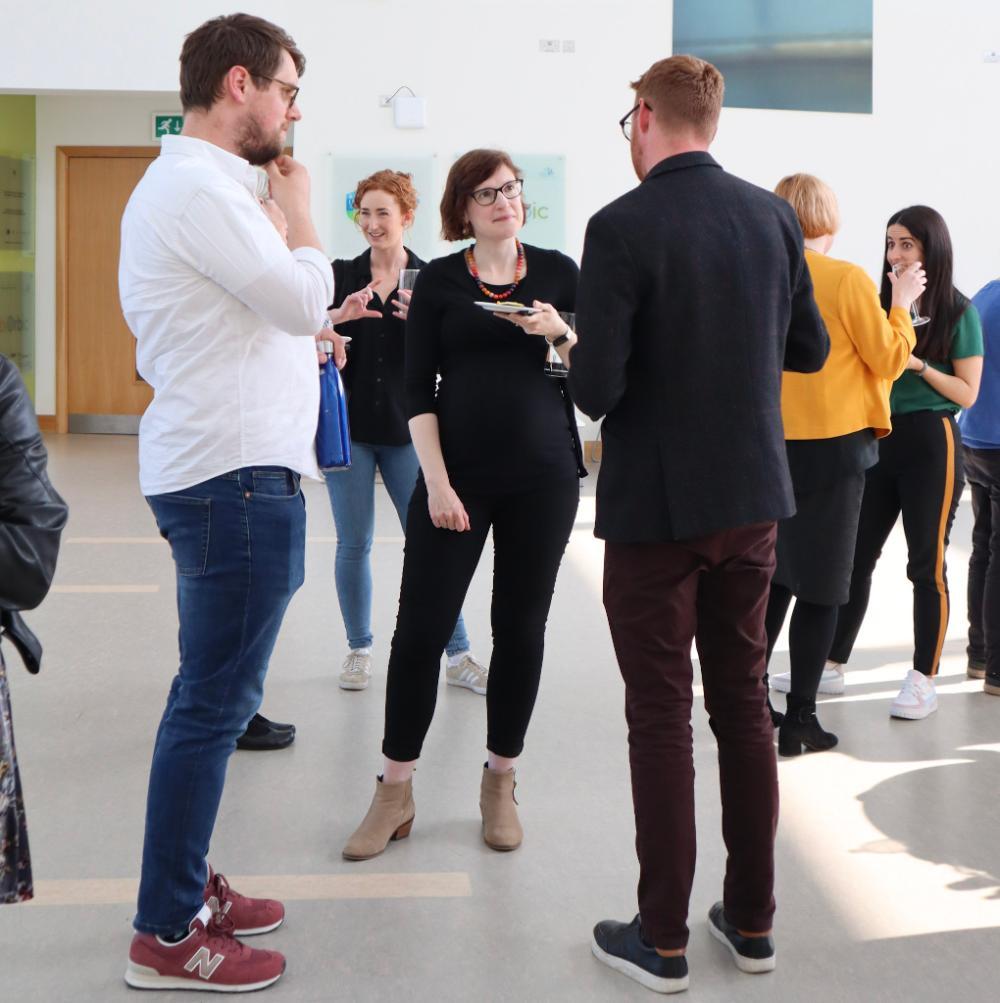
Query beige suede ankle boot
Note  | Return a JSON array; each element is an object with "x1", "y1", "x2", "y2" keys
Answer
[
  {"x1": 480, "y1": 766, "x2": 523, "y2": 851},
  {"x1": 342, "y1": 776, "x2": 415, "y2": 861}
]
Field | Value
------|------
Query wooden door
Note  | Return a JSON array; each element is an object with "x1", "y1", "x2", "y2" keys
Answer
[{"x1": 58, "y1": 148, "x2": 157, "y2": 433}]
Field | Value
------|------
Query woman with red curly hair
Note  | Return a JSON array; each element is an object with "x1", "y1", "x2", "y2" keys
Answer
[{"x1": 324, "y1": 170, "x2": 484, "y2": 694}]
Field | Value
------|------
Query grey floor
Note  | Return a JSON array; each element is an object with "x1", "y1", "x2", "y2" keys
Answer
[{"x1": 2, "y1": 434, "x2": 998, "y2": 1001}]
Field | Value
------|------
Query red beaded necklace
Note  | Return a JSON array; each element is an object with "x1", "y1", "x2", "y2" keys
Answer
[{"x1": 465, "y1": 240, "x2": 525, "y2": 301}]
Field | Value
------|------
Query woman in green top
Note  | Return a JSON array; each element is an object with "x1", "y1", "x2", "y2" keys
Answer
[{"x1": 826, "y1": 205, "x2": 983, "y2": 721}]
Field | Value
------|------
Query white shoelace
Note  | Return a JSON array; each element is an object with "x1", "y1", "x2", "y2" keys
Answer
[
  {"x1": 342, "y1": 653, "x2": 370, "y2": 676},
  {"x1": 897, "y1": 673, "x2": 929, "y2": 704}
]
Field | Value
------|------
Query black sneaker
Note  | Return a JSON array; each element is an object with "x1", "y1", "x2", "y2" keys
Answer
[
  {"x1": 984, "y1": 674, "x2": 1000, "y2": 696},
  {"x1": 707, "y1": 902, "x2": 775, "y2": 973},
  {"x1": 591, "y1": 915, "x2": 689, "y2": 994},
  {"x1": 236, "y1": 713, "x2": 296, "y2": 751},
  {"x1": 968, "y1": 659, "x2": 987, "y2": 680}
]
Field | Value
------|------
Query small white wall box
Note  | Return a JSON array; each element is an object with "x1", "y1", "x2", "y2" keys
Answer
[{"x1": 393, "y1": 95, "x2": 427, "y2": 129}]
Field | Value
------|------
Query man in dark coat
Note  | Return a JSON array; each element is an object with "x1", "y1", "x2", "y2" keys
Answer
[{"x1": 570, "y1": 55, "x2": 829, "y2": 993}]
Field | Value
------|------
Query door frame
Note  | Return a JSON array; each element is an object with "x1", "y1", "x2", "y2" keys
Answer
[{"x1": 55, "y1": 146, "x2": 158, "y2": 433}]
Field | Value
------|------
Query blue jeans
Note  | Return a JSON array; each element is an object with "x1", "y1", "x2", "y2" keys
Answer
[
  {"x1": 135, "y1": 467, "x2": 306, "y2": 935},
  {"x1": 324, "y1": 441, "x2": 469, "y2": 655}
]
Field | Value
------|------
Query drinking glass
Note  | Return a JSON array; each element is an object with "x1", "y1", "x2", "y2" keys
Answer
[
  {"x1": 399, "y1": 269, "x2": 420, "y2": 293},
  {"x1": 544, "y1": 311, "x2": 574, "y2": 378},
  {"x1": 893, "y1": 263, "x2": 930, "y2": 327}
]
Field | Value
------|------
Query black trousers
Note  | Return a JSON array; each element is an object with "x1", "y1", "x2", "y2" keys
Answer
[
  {"x1": 830, "y1": 411, "x2": 964, "y2": 677},
  {"x1": 604, "y1": 523, "x2": 779, "y2": 949},
  {"x1": 382, "y1": 476, "x2": 579, "y2": 761},
  {"x1": 964, "y1": 446, "x2": 1000, "y2": 677}
]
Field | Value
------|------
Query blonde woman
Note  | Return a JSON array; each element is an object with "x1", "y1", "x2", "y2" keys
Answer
[{"x1": 765, "y1": 174, "x2": 924, "y2": 753}]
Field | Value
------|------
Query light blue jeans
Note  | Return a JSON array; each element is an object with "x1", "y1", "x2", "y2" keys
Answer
[{"x1": 324, "y1": 441, "x2": 470, "y2": 654}]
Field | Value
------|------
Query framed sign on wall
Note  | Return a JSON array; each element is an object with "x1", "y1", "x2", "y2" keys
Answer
[{"x1": 0, "y1": 155, "x2": 34, "y2": 252}]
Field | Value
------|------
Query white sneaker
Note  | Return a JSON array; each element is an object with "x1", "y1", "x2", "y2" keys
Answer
[
  {"x1": 446, "y1": 653, "x2": 488, "y2": 695},
  {"x1": 339, "y1": 650, "x2": 372, "y2": 691},
  {"x1": 890, "y1": 669, "x2": 938, "y2": 720},
  {"x1": 771, "y1": 661, "x2": 845, "y2": 695}
]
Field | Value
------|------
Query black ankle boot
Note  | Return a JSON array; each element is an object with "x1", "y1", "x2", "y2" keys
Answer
[
  {"x1": 763, "y1": 673, "x2": 784, "y2": 728},
  {"x1": 778, "y1": 695, "x2": 837, "y2": 757}
]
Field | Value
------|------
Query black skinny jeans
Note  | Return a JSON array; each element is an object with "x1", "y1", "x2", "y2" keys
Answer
[
  {"x1": 830, "y1": 410, "x2": 964, "y2": 677},
  {"x1": 964, "y1": 446, "x2": 1000, "y2": 677},
  {"x1": 382, "y1": 476, "x2": 579, "y2": 762}
]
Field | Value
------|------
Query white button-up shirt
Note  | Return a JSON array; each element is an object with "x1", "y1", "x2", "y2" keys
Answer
[{"x1": 119, "y1": 135, "x2": 333, "y2": 496}]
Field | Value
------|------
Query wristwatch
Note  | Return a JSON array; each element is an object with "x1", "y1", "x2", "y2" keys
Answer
[
  {"x1": 548, "y1": 328, "x2": 571, "y2": 348},
  {"x1": 917, "y1": 358, "x2": 929, "y2": 376}
]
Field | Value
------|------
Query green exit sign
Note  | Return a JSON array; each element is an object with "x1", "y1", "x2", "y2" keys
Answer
[{"x1": 152, "y1": 113, "x2": 184, "y2": 140}]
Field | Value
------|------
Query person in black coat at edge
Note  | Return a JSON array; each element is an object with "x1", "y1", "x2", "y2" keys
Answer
[
  {"x1": 0, "y1": 354, "x2": 68, "y2": 903},
  {"x1": 569, "y1": 56, "x2": 829, "y2": 994}
]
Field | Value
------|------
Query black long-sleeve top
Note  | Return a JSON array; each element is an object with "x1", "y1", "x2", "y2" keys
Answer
[
  {"x1": 405, "y1": 245, "x2": 583, "y2": 492},
  {"x1": 331, "y1": 248, "x2": 424, "y2": 446}
]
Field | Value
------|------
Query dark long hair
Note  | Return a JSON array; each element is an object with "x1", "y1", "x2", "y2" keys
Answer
[{"x1": 879, "y1": 205, "x2": 969, "y2": 362}]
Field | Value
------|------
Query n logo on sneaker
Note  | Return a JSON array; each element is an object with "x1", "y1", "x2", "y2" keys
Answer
[{"x1": 184, "y1": 947, "x2": 225, "y2": 980}]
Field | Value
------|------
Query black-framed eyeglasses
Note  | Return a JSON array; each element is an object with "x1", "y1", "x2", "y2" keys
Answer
[
  {"x1": 257, "y1": 74, "x2": 300, "y2": 109},
  {"x1": 619, "y1": 100, "x2": 652, "y2": 140},
  {"x1": 469, "y1": 178, "x2": 524, "y2": 206}
]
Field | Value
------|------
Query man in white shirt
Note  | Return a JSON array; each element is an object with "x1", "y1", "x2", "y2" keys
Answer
[{"x1": 118, "y1": 15, "x2": 331, "y2": 993}]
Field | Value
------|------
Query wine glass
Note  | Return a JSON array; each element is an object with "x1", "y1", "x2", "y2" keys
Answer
[
  {"x1": 893, "y1": 263, "x2": 930, "y2": 327},
  {"x1": 544, "y1": 312, "x2": 574, "y2": 379},
  {"x1": 399, "y1": 269, "x2": 420, "y2": 293}
]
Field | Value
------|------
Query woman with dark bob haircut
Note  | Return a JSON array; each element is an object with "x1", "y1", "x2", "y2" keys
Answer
[
  {"x1": 826, "y1": 205, "x2": 983, "y2": 721},
  {"x1": 342, "y1": 149, "x2": 585, "y2": 860}
]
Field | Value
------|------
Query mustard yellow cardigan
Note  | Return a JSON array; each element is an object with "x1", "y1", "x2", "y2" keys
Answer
[{"x1": 783, "y1": 249, "x2": 916, "y2": 439}]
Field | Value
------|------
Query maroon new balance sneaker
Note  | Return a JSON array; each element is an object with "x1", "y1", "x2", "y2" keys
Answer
[
  {"x1": 125, "y1": 904, "x2": 285, "y2": 992},
  {"x1": 205, "y1": 867, "x2": 285, "y2": 936}
]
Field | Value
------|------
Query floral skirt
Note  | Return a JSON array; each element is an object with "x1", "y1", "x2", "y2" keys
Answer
[{"x1": 0, "y1": 651, "x2": 32, "y2": 903}]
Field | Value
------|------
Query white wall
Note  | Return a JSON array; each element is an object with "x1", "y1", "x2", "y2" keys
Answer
[
  {"x1": 10, "y1": 0, "x2": 1000, "y2": 416},
  {"x1": 717, "y1": 1, "x2": 1000, "y2": 292}
]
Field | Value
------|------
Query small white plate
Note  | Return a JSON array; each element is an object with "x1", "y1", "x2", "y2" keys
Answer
[{"x1": 475, "y1": 301, "x2": 539, "y2": 315}]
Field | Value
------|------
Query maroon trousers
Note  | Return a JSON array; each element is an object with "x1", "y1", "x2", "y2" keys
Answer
[{"x1": 603, "y1": 522, "x2": 779, "y2": 949}]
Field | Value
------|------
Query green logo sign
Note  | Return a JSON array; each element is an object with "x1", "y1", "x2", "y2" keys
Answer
[{"x1": 153, "y1": 114, "x2": 184, "y2": 140}]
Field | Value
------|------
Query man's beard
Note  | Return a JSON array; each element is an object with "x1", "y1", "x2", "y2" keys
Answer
[{"x1": 236, "y1": 113, "x2": 284, "y2": 166}]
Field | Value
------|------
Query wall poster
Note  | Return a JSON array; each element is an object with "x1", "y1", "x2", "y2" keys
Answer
[
  {"x1": 1, "y1": 155, "x2": 34, "y2": 252},
  {"x1": 673, "y1": 0, "x2": 873, "y2": 114},
  {"x1": 0, "y1": 272, "x2": 34, "y2": 375}
]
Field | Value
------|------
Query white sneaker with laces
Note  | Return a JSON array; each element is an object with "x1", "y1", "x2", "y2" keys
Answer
[
  {"x1": 446, "y1": 653, "x2": 488, "y2": 695},
  {"x1": 339, "y1": 650, "x2": 372, "y2": 691},
  {"x1": 771, "y1": 660, "x2": 845, "y2": 695},
  {"x1": 890, "y1": 668, "x2": 938, "y2": 720}
]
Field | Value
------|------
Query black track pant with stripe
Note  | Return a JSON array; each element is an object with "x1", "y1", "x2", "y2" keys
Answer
[{"x1": 830, "y1": 410, "x2": 964, "y2": 677}]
